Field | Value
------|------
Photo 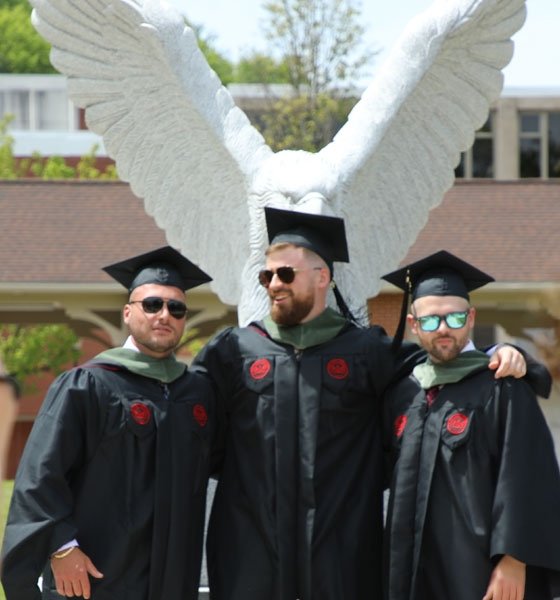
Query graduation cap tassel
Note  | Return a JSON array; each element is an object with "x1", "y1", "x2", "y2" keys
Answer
[
  {"x1": 332, "y1": 282, "x2": 360, "y2": 326},
  {"x1": 390, "y1": 291, "x2": 409, "y2": 352},
  {"x1": 390, "y1": 270, "x2": 411, "y2": 352}
]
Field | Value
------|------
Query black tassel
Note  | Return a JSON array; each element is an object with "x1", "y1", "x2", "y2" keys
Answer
[
  {"x1": 390, "y1": 269, "x2": 411, "y2": 352},
  {"x1": 332, "y1": 282, "x2": 360, "y2": 325}
]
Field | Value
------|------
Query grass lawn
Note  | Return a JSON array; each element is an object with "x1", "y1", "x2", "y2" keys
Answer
[{"x1": 1, "y1": 480, "x2": 14, "y2": 600}]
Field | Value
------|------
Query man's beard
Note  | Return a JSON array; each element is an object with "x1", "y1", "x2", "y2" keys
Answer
[
  {"x1": 427, "y1": 334, "x2": 467, "y2": 363},
  {"x1": 270, "y1": 291, "x2": 314, "y2": 326}
]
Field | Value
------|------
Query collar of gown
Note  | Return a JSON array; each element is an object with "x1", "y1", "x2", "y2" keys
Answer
[
  {"x1": 95, "y1": 346, "x2": 186, "y2": 383},
  {"x1": 413, "y1": 349, "x2": 489, "y2": 389},
  {"x1": 262, "y1": 307, "x2": 347, "y2": 350}
]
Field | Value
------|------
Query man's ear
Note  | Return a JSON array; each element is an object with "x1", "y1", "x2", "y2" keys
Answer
[
  {"x1": 318, "y1": 267, "x2": 331, "y2": 289},
  {"x1": 468, "y1": 306, "x2": 476, "y2": 328},
  {"x1": 407, "y1": 313, "x2": 417, "y2": 335},
  {"x1": 123, "y1": 303, "x2": 132, "y2": 325}
]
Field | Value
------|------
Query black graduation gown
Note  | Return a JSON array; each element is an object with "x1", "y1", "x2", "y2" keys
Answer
[
  {"x1": 194, "y1": 322, "x2": 423, "y2": 600},
  {"x1": 1, "y1": 359, "x2": 217, "y2": 600},
  {"x1": 385, "y1": 368, "x2": 560, "y2": 600}
]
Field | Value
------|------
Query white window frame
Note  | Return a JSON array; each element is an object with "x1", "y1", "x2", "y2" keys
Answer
[
  {"x1": 519, "y1": 111, "x2": 560, "y2": 179},
  {"x1": 457, "y1": 113, "x2": 494, "y2": 179}
]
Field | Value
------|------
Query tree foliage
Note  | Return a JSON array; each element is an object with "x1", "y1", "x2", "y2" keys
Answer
[
  {"x1": 262, "y1": 0, "x2": 371, "y2": 95},
  {"x1": 260, "y1": 93, "x2": 355, "y2": 152},
  {"x1": 0, "y1": 115, "x2": 18, "y2": 179},
  {"x1": 251, "y1": 0, "x2": 373, "y2": 151},
  {"x1": 0, "y1": 0, "x2": 55, "y2": 73},
  {"x1": 235, "y1": 52, "x2": 291, "y2": 84},
  {"x1": 0, "y1": 325, "x2": 80, "y2": 389}
]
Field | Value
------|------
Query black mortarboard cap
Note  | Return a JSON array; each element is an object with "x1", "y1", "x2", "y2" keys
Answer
[
  {"x1": 264, "y1": 207, "x2": 349, "y2": 271},
  {"x1": 382, "y1": 250, "x2": 494, "y2": 349},
  {"x1": 103, "y1": 246, "x2": 212, "y2": 293},
  {"x1": 383, "y1": 250, "x2": 494, "y2": 300}
]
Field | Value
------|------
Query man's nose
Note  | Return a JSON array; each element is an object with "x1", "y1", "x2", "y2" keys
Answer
[
  {"x1": 268, "y1": 273, "x2": 284, "y2": 288},
  {"x1": 155, "y1": 304, "x2": 170, "y2": 319},
  {"x1": 436, "y1": 319, "x2": 450, "y2": 332}
]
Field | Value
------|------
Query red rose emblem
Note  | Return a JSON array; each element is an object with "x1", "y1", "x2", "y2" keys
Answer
[
  {"x1": 193, "y1": 404, "x2": 208, "y2": 427},
  {"x1": 394, "y1": 414, "x2": 408, "y2": 438},
  {"x1": 447, "y1": 412, "x2": 469, "y2": 435},
  {"x1": 130, "y1": 402, "x2": 151, "y2": 426},
  {"x1": 326, "y1": 358, "x2": 349, "y2": 380},
  {"x1": 250, "y1": 358, "x2": 271, "y2": 380}
]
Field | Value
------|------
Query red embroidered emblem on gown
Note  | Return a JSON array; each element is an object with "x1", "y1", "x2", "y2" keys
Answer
[
  {"x1": 326, "y1": 358, "x2": 349, "y2": 380},
  {"x1": 193, "y1": 404, "x2": 208, "y2": 427},
  {"x1": 250, "y1": 358, "x2": 271, "y2": 380},
  {"x1": 130, "y1": 402, "x2": 151, "y2": 425},
  {"x1": 447, "y1": 412, "x2": 469, "y2": 435}
]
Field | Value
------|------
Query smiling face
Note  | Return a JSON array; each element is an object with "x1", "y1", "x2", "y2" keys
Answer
[
  {"x1": 408, "y1": 295, "x2": 475, "y2": 363},
  {"x1": 265, "y1": 244, "x2": 330, "y2": 326},
  {"x1": 123, "y1": 283, "x2": 187, "y2": 358}
]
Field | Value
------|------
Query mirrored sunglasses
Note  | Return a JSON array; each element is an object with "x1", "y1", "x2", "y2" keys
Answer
[
  {"x1": 415, "y1": 310, "x2": 469, "y2": 332},
  {"x1": 258, "y1": 266, "x2": 322, "y2": 288},
  {"x1": 129, "y1": 297, "x2": 188, "y2": 319}
]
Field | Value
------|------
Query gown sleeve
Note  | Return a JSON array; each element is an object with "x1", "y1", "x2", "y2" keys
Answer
[
  {"x1": 192, "y1": 328, "x2": 234, "y2": 403},
  {"x1": 192, "y1": 328, "x2": 236, "y2": 477},
  {"x1": 515, "y1": 345, "x2": 552, "y2": 398},
  {"x1": 1, "y1": 368, "x2": 108, "y2": 600},
  {"x1": 490, "y1": 378, "x2": 560, "y2": 579}
]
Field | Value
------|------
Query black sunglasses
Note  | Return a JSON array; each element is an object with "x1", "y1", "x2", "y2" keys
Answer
[
  {"x1": 414, "y1": 310, "x2": 469, "y2": 332},
  {"x1": 258, "y1": 266, "x2": 323, "y2": 288},
  {"x1": 129, "y1": 297, "x2": 188, "y2": 319}
]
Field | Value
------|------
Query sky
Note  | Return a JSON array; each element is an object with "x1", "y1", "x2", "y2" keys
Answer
[{"x1": 167, "y1": 0, "x2": 560, "y2": 90}]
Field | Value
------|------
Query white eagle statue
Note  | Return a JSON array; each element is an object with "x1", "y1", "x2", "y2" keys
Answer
[{"x1": 29, "y1": 0, "x2": 525, "y2": 325}]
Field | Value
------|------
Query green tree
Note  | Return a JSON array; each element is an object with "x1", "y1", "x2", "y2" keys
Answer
[
  {"x1": 235, "y1": 52, "x2": 291, "y2": 84},
  {"x1": 251, "y1": 0, "x2": 374, "y2": 151},
  {"x1": 0, "y1": 0, "x2": 55, "y2": 73},
  {"x1": 260, "y1": 93, "x2": 355, "y2": 152},
  {"x1": 263, "y1": 0, "x2": 371, "y2": 95},
  {"x1": 0, "y1": 325, "x2": 80, "y2": 390},
  {"x1": 75, "y1": 145, "x2": 118, "y2": 180},
  {"x1": 0, "y1": 115, "x2": 19, "y2": 179}
]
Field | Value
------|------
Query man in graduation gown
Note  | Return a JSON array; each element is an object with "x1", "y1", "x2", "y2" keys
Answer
[
  {"x1": 383, "y1": 250, "x2": 560, "y2": 600},
  {"x1": 194, "y1": 209, "x2": 534, "y2": 600},
  {"x1": 1, "y1": 246, "x2": 220, "y2": 600}
]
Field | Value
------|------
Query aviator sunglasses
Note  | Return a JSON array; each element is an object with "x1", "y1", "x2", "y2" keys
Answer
[
  {"x1": 258, "y1": 266, "x2": 323, "y2": 288},
  {"x1": 128, "y1": 297, "x2": 188, "y2": 319},
  {"x1": 414, "y1": 310, "x2": 470, "y2": 332}
]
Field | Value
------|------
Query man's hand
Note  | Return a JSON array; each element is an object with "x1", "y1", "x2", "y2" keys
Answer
[
  {"x1": 50, "y1": 547, "x2": 103, "y2": 598},
  {"x1": 483, "y1": 554, "x2": 525, "y2": 600},
  {"x1": 488, "y1": 345, "x2": 527, "y2": 379}
]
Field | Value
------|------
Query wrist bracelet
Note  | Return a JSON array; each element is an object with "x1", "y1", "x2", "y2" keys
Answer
[{"x1": 52, "y1": 546, "x2": 78, "y2": 560}]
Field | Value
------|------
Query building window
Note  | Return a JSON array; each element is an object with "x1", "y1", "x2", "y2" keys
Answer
[
  {"x1": 0, "y1": 91, "x2": 30, "y2": 128},
  {"x1": 36, "y1": 90, "x2": 70, "y2": 129},
  {"x1": 520, "y1": 111, "x2": 560, "y2": 178},
  {"x1": 549, "y1": 113, "x2": 560, "y2": 178},
  {"x1": 0, "y1": 89, "x2": 71, "y2": 130},
  {"x1": 455, "y1": 114, "x2": 494, "y2": 178}
]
